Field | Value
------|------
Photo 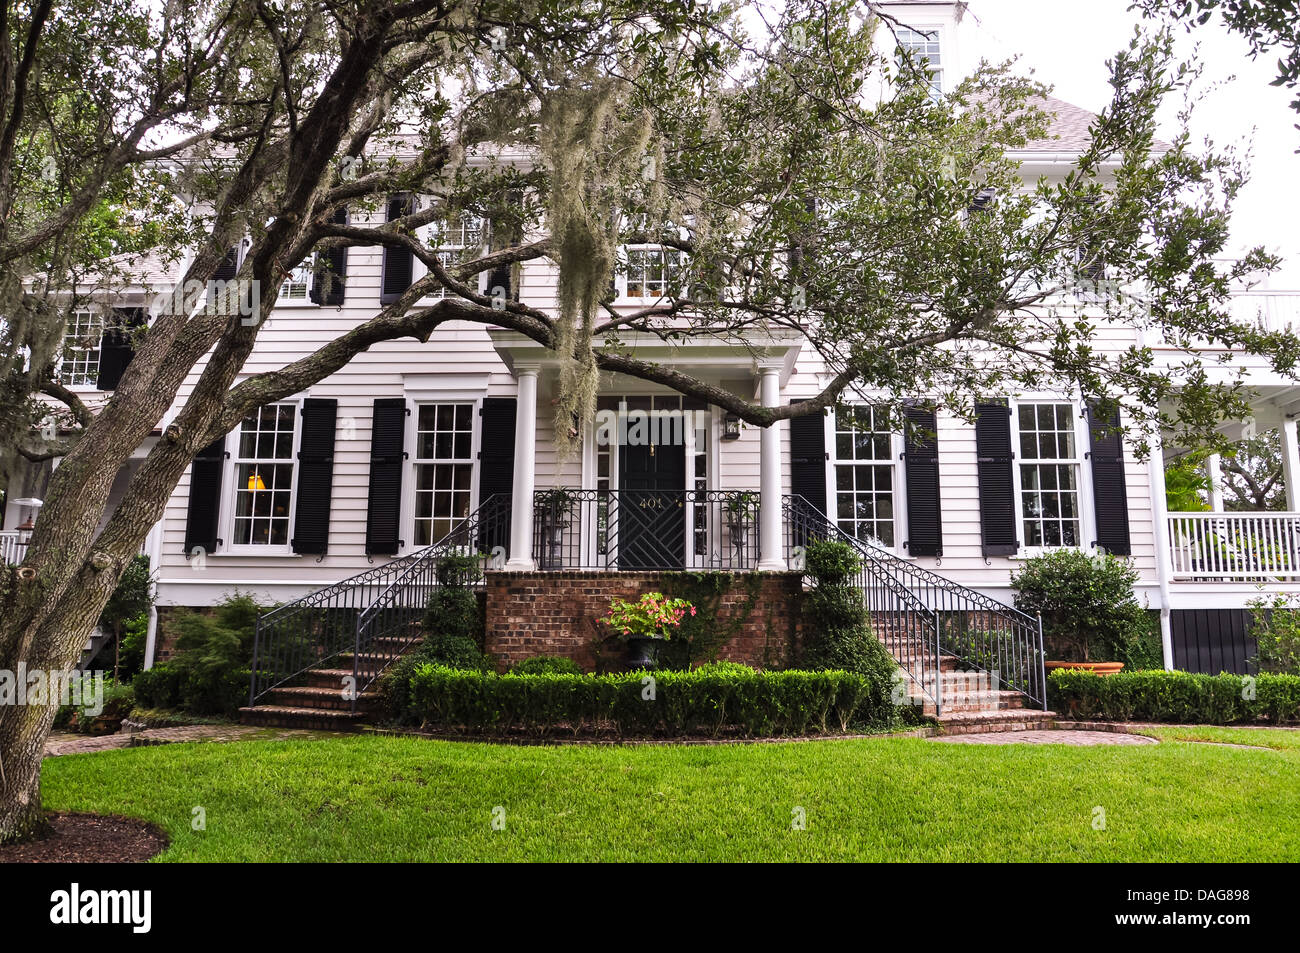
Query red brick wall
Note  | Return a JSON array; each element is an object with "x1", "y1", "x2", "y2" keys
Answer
[{"x1": 484, "y1": 571, "x2": 804, "y2": 671}]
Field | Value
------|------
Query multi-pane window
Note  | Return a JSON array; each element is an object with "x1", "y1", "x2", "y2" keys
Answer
[
  {"x1": 624, "y1": 246, "x2": 684, "y2": 299},
  {"x1": 61, "y1": 310, "x2": 103, "y2": 386},
  {"x1": 1018, "y1": 402, "x2": 1081, "y2": 547},
  {"x1": 427, "y1": 213, "x2": 484, "y2": 299},
  {"x1": 414, "y1": 403, "x2": 474, "y2": 546},
  {"x1": 279, "y1": 263, "x2": 312, "y2": 301},
  {"x1": 834, "y1": 406, "x2": 896, "y2": 547},
  {"x1": 896, "y1": 27, "x2": 942, "y2": 94},
  {"x1": 232, "y1": 403, "x2": 297, "y2": 547}
]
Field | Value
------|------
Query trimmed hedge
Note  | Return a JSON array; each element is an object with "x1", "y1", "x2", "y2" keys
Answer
[
  {"x1": 1049, "y1": 669, "x2": 1300, "y2": 724},
  {"x1": 406, "y1": 664, "x2": 903, "y2": 737}
]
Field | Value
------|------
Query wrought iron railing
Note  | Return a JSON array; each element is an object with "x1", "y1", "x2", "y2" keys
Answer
[
  {"x1": 783, "y1": 495, "x2": 1047, "y2": 714},
  {"x1": 249, "y1": 494, "x2": 511, "y2": 709},
  {"x1": 532, "y1": 488, "x2": 760, "y2": 571},
  {"x1": 349, "y1": 494, "x2": 512, "y2": 706}
]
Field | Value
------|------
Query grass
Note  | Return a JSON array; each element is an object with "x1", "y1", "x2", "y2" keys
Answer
[
  {"x1": 40, "y1": 733, "x2": 1300, "y2": 862},
  {"x1": 1129, "y1": 724, "x2": 1300, "y2": 751}
]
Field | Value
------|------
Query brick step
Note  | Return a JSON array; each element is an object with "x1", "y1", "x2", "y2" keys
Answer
[
  {"x1": 910, "y1": 691, "x2": 1029, "y2": 715},
  {"x1": 336, "y1": 651, "x2": 406, "y2": 666},
  {"x1": 238, "y1": 705, "x2": 366, "y2": 731},
  {"x1": 301, "y1": 668, "x2": 358, "y2": 689},
  {"x1": 263, "y1": 685, "x2": 381, "y2": 713},
  {"x1": 935, "y1": 709, "x2": 1058, "y2": 734}
]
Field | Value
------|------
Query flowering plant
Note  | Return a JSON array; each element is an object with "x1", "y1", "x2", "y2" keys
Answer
[{"x1": 605, "y1": 591, "x2": 696, "y2": 641}]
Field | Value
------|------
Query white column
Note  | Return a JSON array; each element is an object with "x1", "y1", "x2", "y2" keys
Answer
[
  {"x1": 1205, "y1": 453, "x2": 1224, "y2": 512},
  {"x1": 505, "y1": 365, "x2": 539, "y2": 570},
  {"x1": 1284, "y1": 418, "x2": 1300, "y2": 512},
  {"x1": 757, "y1": 364, "x2": 784, "y2": 570},
  {"x1": 1147, "y1": 444, "x2": 1176, "y2": 672}
]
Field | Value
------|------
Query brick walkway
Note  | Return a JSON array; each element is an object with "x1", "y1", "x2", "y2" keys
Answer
[
  {"x1": 931, "y1": 729, "x2": 1159, "y2": 746},
  {"x1": 44, "y1": 724, "x2": 336, "y2": 758}
]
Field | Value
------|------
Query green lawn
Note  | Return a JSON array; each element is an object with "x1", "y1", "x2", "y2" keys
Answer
[
  {"x1": 40, "y1": 734, "x2": 1300, "y2": 862},
  {"x1": 1129, "y1": 724, "x2": 1300, "y2": 751}
]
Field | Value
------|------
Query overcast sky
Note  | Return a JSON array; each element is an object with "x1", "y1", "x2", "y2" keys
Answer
[{"x1": 966, "y1": 0, "x2": 1299, "y2": 285}]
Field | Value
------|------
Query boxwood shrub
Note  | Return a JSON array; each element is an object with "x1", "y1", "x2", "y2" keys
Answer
[
  {"x1": 404, "y1": 664, "x2": 903, "y2": 737},
  {"x1": 1049, "y1": 669, "x2": 1300, "y2": 724}
]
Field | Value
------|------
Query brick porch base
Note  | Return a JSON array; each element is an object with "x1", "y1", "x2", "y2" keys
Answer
[{"x1": 483, "y1": 571, "x2": 805, "y2": 671}]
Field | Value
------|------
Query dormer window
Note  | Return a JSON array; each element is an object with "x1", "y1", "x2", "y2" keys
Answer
[{"x1": 896, "y1": 27, "x2": 943, "y2": 96}]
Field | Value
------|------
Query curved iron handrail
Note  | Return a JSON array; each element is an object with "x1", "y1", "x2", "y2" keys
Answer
[
  {"x1": 783, "y1": 494, "x2": 1048, "y2": 712},
  {"x1": 249, "y1": 494, "x2": 511, "y2": 708}
]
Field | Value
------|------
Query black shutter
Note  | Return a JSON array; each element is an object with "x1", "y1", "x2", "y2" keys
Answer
[
  {"x1": 213, "y1": 246, "x2": 238, "y2": 281},
  {"x1": 903, "y1": 405, "x2": 943, "y2": 557},
  {"x1": 975, "y1": 399, "x2": 1017, "y2": 556},
  {"x1": 96, "y1": 307, "x2": 145, "y2": 391},
  {"x1": 365, "y1": 397, "x2": 407, "y2": 555},
  {"x1": 485, "y1": 263, "x2": 516, "y2": 304},
  {"x1": 477, "y1": 397, "x2": 517, "y2": 552},
  {"x1": 311, "y1": 207, "x2": 348, "y2": 306},
  {"x1": 184, "y1": 436, "x2": 227, "y2": 556},
  {"x1": 292, "y1": 398, "x2": 338, "y2": 555},
  {"x1": 789, "y1": 401, "x2": 827, "y2": 515},
  {"x1": 1086, "y1": 400, "x2": 1131, "y2": 556},
  {"x1": 380, "y1": 195, "x2": 414, "y2": 305}
]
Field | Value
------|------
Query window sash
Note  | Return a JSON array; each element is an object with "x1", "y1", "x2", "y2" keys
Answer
[
  {"x1": 1016, "y1": 402, "x2": 1082, "y2": 547},
  {"x1": 832, "y1": 404, "x2": 897, "y2": 548},
  {"x1": 412, "y1": 402, "x2": 475, "y2": 547},
  {"x1": 230, "y1": 403, "x2": 297, "y2": 548},
  {"x1": 61, "y1": 310, "x2": 103, "y2": 386}
]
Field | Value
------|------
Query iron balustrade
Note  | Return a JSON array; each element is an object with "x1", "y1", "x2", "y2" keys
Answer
[
  {"x1": 783, "y1": 495, "x2": 1048, "y2": 715},
  {"x1": 249, "y1": 494, "x2": 511, "y2": 710},
  {"x1": 349, "y1": 494, "x2": 512, "y2": 705},
  {"x1": 532, "y1": 488, "x2": 760, "y2": 571}
]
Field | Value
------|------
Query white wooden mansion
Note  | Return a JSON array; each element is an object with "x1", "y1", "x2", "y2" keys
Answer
[{"x1": 4, "y1": 0, "x2": 1298, "y2": 690}]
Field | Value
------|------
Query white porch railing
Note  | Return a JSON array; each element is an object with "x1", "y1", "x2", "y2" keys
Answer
[
  {"x1": 1229, "y1": 291, "x2": 1300, "y2": 333},
  {"x1": 1167, "y1": 511, "x2": 1300, "y2": 581},
  {"x1": 0, "y1": 530, "x2": 30, "y2": 566}
]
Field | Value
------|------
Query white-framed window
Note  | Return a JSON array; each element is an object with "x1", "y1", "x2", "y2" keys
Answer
[
  {"x1": 1016, "y1": 401, "x2": 1083, "y2": 548},
  {"x1": 895, "y1": 26, "x2": 943, "y2": 95},
  {"x1": 412, "y1": 402, "x2": 475, "y2": 546},
  {"x1": 418, "y1": 211, "x2": 485, "y2": 299},
  {"x1": 832, "y1": 405, "x2": 898, "y2": 548},
  {"x1": 617, "y1": 244, "x2": 686, "y2": 301},
  {"x1": 228, "y1": 402, "x2": 299, "y2": 549},
  {"x1": 60, "y1": 309, "x2": 103, "y2": 387},
  {"x1": 279, "y1": 262, "x2": 313, "y2": 301}
]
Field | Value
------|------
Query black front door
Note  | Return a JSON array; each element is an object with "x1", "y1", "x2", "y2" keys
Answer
[{"x1": 618, "y1": 414, "x2": 686, "y2": 570}]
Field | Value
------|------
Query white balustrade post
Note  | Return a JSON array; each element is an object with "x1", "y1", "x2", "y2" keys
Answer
[
  {"x1": 1205, "y1": 453, "x2": 1224, "y2": 512},
  {"x1": 1283, "y1": 418, "x2": 1300, "y2": 512},
  {"x1": 757, "y1": 364, "x2": 785, "y2": 571},
  {"x1": 505, "y1": 365, "x2": 539, "y2": 570}
]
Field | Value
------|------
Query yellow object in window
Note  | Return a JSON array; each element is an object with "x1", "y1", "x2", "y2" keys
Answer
[{"x1": 247, "y1": 472, "x2": 266, "y2": 491}]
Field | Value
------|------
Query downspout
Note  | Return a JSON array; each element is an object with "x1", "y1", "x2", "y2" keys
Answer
[{"x1": 142, "y1": 519, "x2": 163, "y2": 670}]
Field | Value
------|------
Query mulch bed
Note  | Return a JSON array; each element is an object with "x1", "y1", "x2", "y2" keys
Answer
[{"x1": 0, "y1": 812, "x2": 168, "y2": 863}]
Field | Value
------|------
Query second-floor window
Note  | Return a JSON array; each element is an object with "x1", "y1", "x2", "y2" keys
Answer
[
  {"x1": 61, "y1": 310, "x2": 103, "y2": 386},
  {"x1": 426, "y1": 213, "x2": 485, "y2": 299},
  {"x1": 896, "y1": 27, "x2": 942, "y2": 95},
  {"x1": 279, "y1": 263, "x2": 313, "y2": 301},
  {"x1": 1017, "y1": 402, "x2": 1081, "y2": 547},
  {"x1": 834, "y1": 405, "x2": 896, "y2": 547},
  {"x1": 231, "y1": 403, "x2": 298, "y2": 547},
  {"x1": 621, "y1": 245, "x2": 685, "y2": 300},
  {"x1": 413, "y1": 402, "x2": 474, "y2": 546}
]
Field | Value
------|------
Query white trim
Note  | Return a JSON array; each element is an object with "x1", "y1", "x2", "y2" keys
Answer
[
  {"x1": 216, "y1": 397, "x2": 306, "y2": 557},
  {"x1": 825, "y1": 402, "x2": 906, "y2": 555},
  {"x1": 1008, "y1": 396, "x2": 1095, "y2": 555},
  {"x1": 401, "y1": 394, "x2": 483, "y2": 554}
]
